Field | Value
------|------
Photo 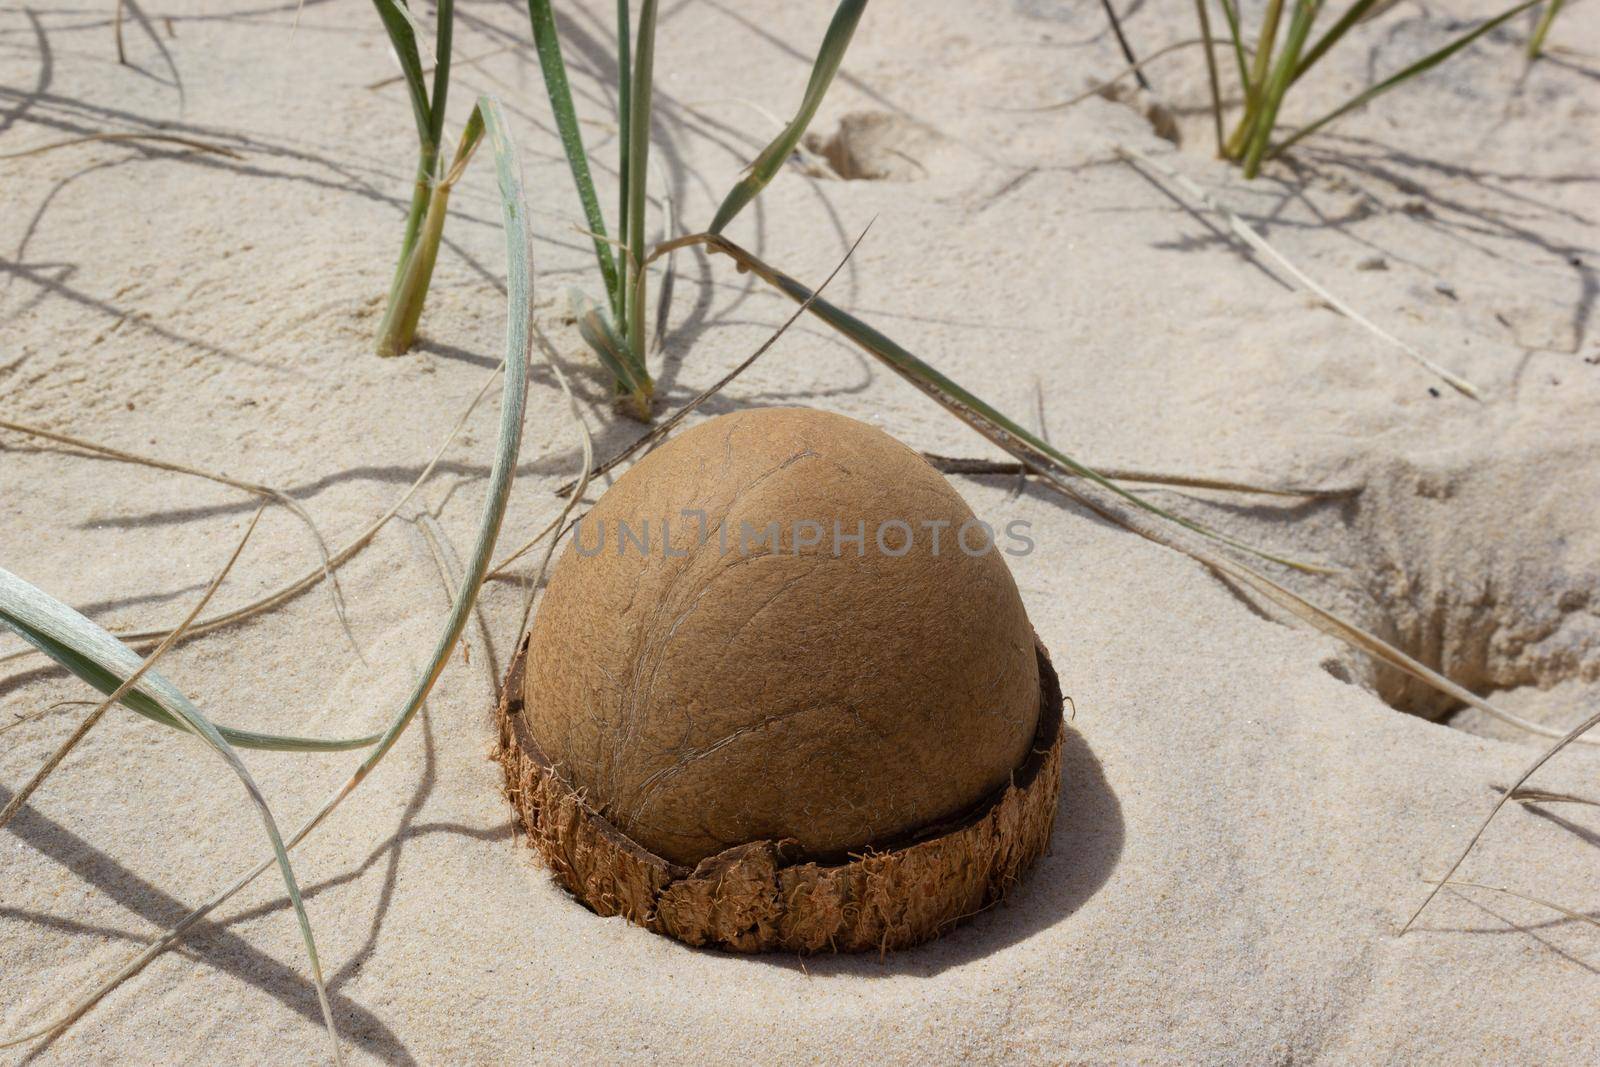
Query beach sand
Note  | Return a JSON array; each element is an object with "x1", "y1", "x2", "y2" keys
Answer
[{"x1": 2, "y1": 1, "x2": 1598, "y2": 1061}]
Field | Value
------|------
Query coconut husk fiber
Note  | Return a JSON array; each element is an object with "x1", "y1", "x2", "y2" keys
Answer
[{"x1": 494, "y1": 632, "x2": 1065, "y2": 954}]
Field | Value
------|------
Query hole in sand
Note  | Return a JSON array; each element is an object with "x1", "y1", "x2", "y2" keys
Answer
[
  {"x1": 1094, "y1": 83, "x2": 1181, "y2": 146},
  {"x1": 1340, "y1": 450, "x2": 1600, "y2": 741},
  {"x1": 803, "y1": 111, "x2": 941, "y2": 181}
]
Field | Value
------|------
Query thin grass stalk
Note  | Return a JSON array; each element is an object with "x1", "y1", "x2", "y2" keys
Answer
[
  {"x1": 1241, "y1": 0, "x2": 1318, "y2": 178},
  {"x1": 370, "y1": 0, "x2": 438, "y2": 306},
  {"x1": 0, "y1": 505, "x2": 265, "y2": 833},
  {"x1": 709, "y1": 0, "x2": 868, "y2": 234},
  {"x1": 1404, "y1": 706, "x2": 1600, "y2": 933},
  {"x1": 0, "y1": 94, "x2": 537, "y2": 1055},
  {"x1": 1292, "y1": 0, "x2": 1380, "y2": 84},
  {"x1": 1434, "y1": 879, "x2": 1600, "y2": 930},
  {"x1": 1217, "y1": 0, "x2": 1251, "y2": 88},
  {"x1": 429, "y1": 0, "x2": 453, "y2": 147},
  {"x1": 526, "y1": 0, "x2": 622, "y2": 316},
  {"x1": 515, "y1": 327, "x2": 594, "y2": 636},
  {"x1": 622, "y1": 0, "x2": 659, "y2": 401},
  {"x1": 1025, "y1": 38, "x2": 1249, "y2": 114},
  {"x1": 1098, "y1": 0, "x2": 1152, "y2": 91},
  {"x1": 1528, "y1": 0, "x2": 1566, "y2": 57},
  {"x1": 1194, "y1": 0, "x2": 1226, "y2": 154},
  {"x1": 1270, "y1": 0, "x2": 1544, "y2": 158}
]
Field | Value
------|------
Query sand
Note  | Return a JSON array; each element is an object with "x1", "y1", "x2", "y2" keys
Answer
[{"x1": 2, "y1": 0, "x2": 1598, "y2": 1062}]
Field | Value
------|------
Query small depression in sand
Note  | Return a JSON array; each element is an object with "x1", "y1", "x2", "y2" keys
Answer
[
  {"x1": 803, "y1": 111, "x2": 941, "y2": 181},
  {"x1": 1338, "y1": 447, "x2": 1600, "y2": 742}
]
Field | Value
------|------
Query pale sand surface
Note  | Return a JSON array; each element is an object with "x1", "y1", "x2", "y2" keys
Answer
[{"x1": 3, "y1": 0, "x2": 1599, "y2": 1062}]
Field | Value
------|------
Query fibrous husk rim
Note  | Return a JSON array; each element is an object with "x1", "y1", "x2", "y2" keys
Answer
[{"x1": 494, "y1": 633, "x2": 1065, "y2": 954}]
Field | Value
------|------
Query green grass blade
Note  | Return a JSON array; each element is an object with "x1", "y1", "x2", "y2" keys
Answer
[
  {"x1": 428, "y1": 0, "x2": 453, "y2": 148},
  {"x1": 708, "y1": 0, "x2": 867, "y2": 235},
  {"x1": 371, "y1": 0, "x2": 440, "y2": 314},
  {"x1": 525, "y1": 0, "x2": 622, "y2": 317},
  {"x1": 369, "y1": 0, "x2": 432, "y2": 147},
  {"x1": 0, "y1": 568, "x2": 343, "y2": 1061},
  {"x1": 569, "y1": 287, "x2": 649, "y2": 409},
  {"x1": 617, "y1": 0, "x2": 632, "y2": 318},
  {"x1": 623, "y1": 0, "x2": 659, "y2": 371},
  {"x1": 1216, "y1": 0, "x2": 1251, "y2": 88},
  {"x1": 0, "y1": 94, "x2": 539, "y2": 1050},
  {"x1": 1194, "y1": 0, "x2": 1226, "y2": 154},
  {"x1": 0, "y1": 571, "x2": 381, "y2": 752},
  {"x1": 1242, "y1": 0, "x2": 1318, "y2": 177},
  {"x1": 1528, "y1": 0, "x2": 1566, "y2": 57},
  {"x1": 1292, "y1": 0, "x2": 1381, "y2": 85},
  {"x1": 1271, "y1": 0, "x2": 1544, "y2": 157}
]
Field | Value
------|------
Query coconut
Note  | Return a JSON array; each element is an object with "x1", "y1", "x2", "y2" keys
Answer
[{"x1": 498, "y1": 407, "x2": 1064, "y2": 952}]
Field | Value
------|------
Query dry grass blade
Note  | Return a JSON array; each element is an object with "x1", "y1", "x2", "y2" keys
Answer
[
  {"x1": 1114, "y1": 145, "x2": 1481, "y2": 399},
  {"x1": 1433, "y1": 878, "x2": 1600, "y2": 930},
  {"x1": 920, "y1": 453, "x2": 1361, "y2": 497},
  {"x1": 0, "y1": 417, "x2": 351, "y2": 646},
  {"x1": 516, "y1": 325, "x2": 594, "y2": 639},
  {"x1": 1506, "y1": 786, "x2": 1599, "y2": 807},
  {"x1": 1403, "y1": 707, "x2": 1600, "y2": 933},
  {"x1": 0, "y1": 367, "x2": 500, "y2": 668},
  {"x1": 0, "y1": 505, "x2": 264, "y2": 832},
  {"x1": 1019, "y1": 38, "x2": 1244, "y2": 112},
  {"x1": 0, "y1": 132, "x2": 243, "y2": 160},
  {"x1": 487, "y1": 510, "x2": 578, "y2": 578},
  {"x1": 0, "y1": 700, "x2": 95, "y2": 740}
]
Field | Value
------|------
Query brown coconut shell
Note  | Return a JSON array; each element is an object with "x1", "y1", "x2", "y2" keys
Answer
[
  {"x1": 521, "y1": 408, "x2": 1042, "y2": 868},
  {"x1": 494, "y1": 632, "x2": 1064, "y2": 954}
]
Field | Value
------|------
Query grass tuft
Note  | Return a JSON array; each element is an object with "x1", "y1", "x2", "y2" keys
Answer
[{"x1": 1180, "y1": 0, "x2": 1548, "y2": 176}]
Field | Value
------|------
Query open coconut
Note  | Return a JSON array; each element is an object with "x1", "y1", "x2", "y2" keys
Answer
[{"x1": 497, "y1": 406, "x2": 1064, "y2": 952}]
